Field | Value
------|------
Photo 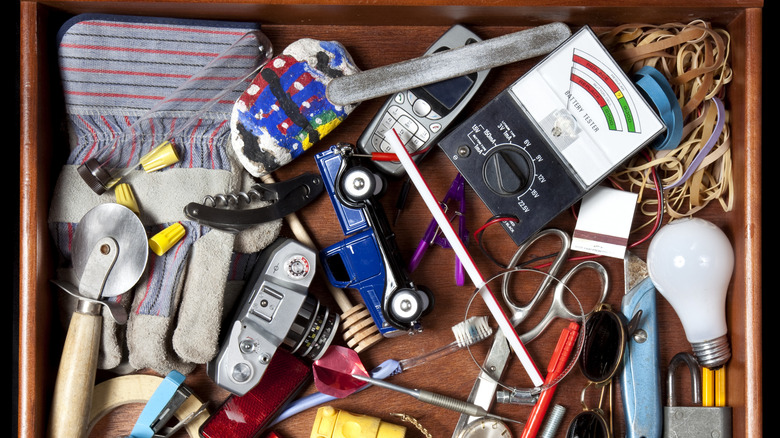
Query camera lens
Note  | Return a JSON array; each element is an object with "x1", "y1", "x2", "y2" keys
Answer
[{"x1": 283, "y1": 294, "x2": 340, "y2": 362}]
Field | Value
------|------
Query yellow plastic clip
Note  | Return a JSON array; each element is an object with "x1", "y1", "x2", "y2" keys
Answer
[
  {"x1": 149, "y1": 223, "x2": 186, "y2": 256},
  {"x1": 140, "y1": 141, "x2": 181, "y2": 172},
  {"x1": 115, "y1": 183, "x2": 141, "y2": 215}
]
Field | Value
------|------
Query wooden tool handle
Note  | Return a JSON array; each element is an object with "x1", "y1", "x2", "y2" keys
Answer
[{"x1": 48, "y1": 309, "x2": 102, "y2": 438}]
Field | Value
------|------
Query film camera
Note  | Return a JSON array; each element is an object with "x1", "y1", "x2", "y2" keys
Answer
[{"x1": 207, "y1": 237, "x2": 340, "y2": 396}]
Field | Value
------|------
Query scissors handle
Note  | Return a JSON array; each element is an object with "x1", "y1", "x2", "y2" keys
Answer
[
  {"x1": 520, "y1": 260, "x2": 609, "y2": 343},
  {"x1": 502, "y1": 229, "x2": 571, "y2": 320}
]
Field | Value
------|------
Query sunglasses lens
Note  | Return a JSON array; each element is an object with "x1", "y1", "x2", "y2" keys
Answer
[
  {"x1": 580, "y1": 309, "x2": 623, "y2": 383},
  {"x1": 566, "y1": 410, "x2": 610, "y2": 438}
]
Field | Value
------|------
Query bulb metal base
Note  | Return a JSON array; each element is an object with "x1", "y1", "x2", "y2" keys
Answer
[{"x1": 691, "y1": 334, "x2": 731, "y2": 368}]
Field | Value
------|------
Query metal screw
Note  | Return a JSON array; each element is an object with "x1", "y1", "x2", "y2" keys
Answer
[
  {"x1": 539, "y1": 404, "x2": 566, "y2": 438},
  {"x1": 634, "y1": 329, "x2": 648, "y2": 343},
  {"x1": 457, "y1": 145, "x2": 470, "y2": 157},
  {"x1": 259, "y1": 352, "x2": 271, "y2": 364}
]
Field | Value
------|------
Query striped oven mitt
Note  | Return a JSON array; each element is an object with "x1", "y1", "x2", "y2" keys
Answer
[{"x1": 48, "y1": 14, "x2": 281, "y2": 375}]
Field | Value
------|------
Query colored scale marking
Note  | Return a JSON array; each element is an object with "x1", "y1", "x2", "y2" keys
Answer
[
  {"x1": 572, "y1": 52, "x2": 637, "y2": 133},
  {"x1": 570, "y1": 73, "x2": 618, "y2": 130}
]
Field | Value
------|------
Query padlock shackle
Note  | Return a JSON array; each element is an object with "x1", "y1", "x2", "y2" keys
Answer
[{"x1": 666, "y1": 352, "x2": 702, "y2": 407}]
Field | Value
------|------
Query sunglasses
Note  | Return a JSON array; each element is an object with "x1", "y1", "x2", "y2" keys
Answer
[{"x1": 566, "y1": 303, "x2": 640, "y2": 438}]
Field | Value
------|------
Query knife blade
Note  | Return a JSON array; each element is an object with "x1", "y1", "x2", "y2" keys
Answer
[{"x1": 621, "y1": 251, "x2": 662, "y2": 438}]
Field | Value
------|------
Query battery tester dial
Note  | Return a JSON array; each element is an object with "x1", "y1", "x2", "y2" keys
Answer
[
  {"x1": 481, "y1": 144, "x2": 536, "y2": 198},
  {"x1": 440, "y1": 91, "x2": 583, "y2": 245}
]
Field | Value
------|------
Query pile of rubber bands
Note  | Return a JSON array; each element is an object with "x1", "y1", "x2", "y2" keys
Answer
[{"x1": 599, "y1": 20, "x2": 734, "y2": 222}]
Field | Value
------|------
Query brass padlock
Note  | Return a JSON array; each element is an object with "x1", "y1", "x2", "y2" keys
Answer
[{"x1": 664, "y1": 352, "x2": 732, "y2": 438}]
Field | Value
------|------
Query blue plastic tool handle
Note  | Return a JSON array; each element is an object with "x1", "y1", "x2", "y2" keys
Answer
[
  {"x1": 620, "y1": 277, "x2": 663, "y2": 438},
  {"x1": 130, "y1": 370, "x2": 187, "y2": 438}
]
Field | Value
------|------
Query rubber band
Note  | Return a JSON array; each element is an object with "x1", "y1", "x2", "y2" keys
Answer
[
  {"x1": 663, "y1": 97, "x2": 725, "y2": 189},
  {"x1": 600, "y1": 20, "x2": 732, "y2": 221}
]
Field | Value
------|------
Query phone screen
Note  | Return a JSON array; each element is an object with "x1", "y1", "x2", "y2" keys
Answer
[{"x1": 419, "y1": 74, "x2": 476, "y2": 111}]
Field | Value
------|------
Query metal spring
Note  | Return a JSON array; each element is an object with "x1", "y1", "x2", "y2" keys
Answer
[{"x1": 202, "y1": 185, "x2": 264, "y2": 208}]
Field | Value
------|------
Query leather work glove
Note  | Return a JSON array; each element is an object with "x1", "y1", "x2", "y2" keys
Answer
[{"x1": 48, "y1": 14, "x2": 281, "y2": 375}]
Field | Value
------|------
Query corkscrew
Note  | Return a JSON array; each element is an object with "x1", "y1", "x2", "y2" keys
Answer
[{"x1": 183, "y1": 172, "x2": 325, "y2": 232}]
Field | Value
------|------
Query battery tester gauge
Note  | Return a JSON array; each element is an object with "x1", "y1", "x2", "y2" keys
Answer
[{"x1": 439, "y1": 26, "x2": 665, "y2": 245}]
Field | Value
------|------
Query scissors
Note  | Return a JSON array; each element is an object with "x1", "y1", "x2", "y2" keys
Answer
[{"x1": 451, "y1": 228, "x2": 610, "y2": 438}]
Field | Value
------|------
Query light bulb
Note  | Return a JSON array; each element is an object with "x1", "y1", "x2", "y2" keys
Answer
[{"x1": 647, "y1": 217, "x2": 734, "y2": 368}]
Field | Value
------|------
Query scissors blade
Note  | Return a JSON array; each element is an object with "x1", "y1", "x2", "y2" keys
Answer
[
  {"x1": 450, "y1": 329, "x2": 512, "y2": 436},
  {"x1": 620, "y1": 251, "x2": 663, "y2": 438}
]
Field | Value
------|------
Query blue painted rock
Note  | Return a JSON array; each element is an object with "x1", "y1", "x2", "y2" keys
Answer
[{"x1": 231, "y1": 38, "x2": 360, "y2": 177}]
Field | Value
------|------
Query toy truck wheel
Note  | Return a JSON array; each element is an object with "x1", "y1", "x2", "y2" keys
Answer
[{"x1": 340, "y1": 166, "x2": 384, "y2": 202}]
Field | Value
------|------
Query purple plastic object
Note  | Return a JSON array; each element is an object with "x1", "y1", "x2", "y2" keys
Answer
[{"x1": 408, "y1": 173, "x2": 467, "y2": 285}]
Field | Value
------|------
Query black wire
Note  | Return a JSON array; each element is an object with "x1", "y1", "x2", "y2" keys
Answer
[{"x1": 474, "y1": 214, "x2": 518, "y2": 269}]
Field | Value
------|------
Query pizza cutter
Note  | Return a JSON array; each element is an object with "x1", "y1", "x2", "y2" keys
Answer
[{"x1": 49, "y1": 203, "x2": 149, "y2": 438}]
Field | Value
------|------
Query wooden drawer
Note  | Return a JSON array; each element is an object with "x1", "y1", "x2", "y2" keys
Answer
[{"x1": 18, "y1": 2, "x2": 763, "y2": 437}]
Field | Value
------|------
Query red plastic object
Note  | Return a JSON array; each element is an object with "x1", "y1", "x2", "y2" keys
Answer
[
  {"x1": 200, "y1": 350, "x2": 312, "y2": 438},
  {"x1": 520, "y1": 321, "x2": 580, "y2": 438},
  {"x1": 312, "y1": 345, "x2": 369, "y2": 398}
]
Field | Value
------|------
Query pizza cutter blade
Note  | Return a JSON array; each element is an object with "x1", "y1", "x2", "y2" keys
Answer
[
  {"x1": 49, "y1": 203, "x2": 149, "y2": 438},
  {"x1": 72, "y1": 202, "x2": 149, "y2": 299}
]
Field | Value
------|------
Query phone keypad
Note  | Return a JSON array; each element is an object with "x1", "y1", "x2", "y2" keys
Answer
[{"x1": 370, "y1": 93, "x2": 438, "y2": 155}]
